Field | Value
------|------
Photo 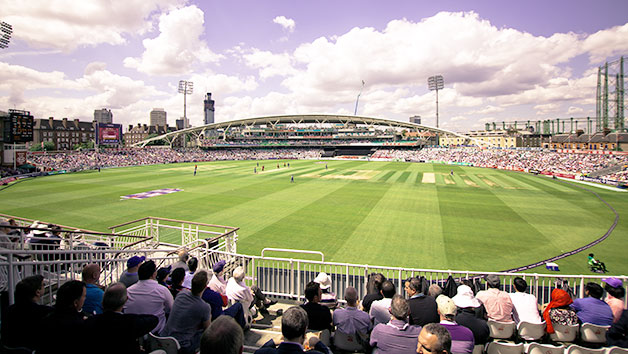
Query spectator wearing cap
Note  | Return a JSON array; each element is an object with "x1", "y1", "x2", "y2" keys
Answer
[
  {"x1": 208, "y1": 260, "x2": 227, "y2": 295},
  {"x1": 314, "y1": 272, "x2": 337, "y2": 309},
  {"x1": 603, "y1": 277, "x2": 626, "y2": 323},
  {"x1": 475, "y1": 275, "x2": 514, "y2": 322},
  {"x1": 370, "y1": 280, "x2": 396, "y2": 326},
  {"x1": 509, "y1": 277, "x2": 542, "y2": 324},
  {"x1": 82, "y1": 263, "x2": 104, "y2": 315},
  {"x1": 125, "y1": 260, "x2": 174, "y2": 334},
  {"x1": 436, "y1": 295, "x2": 474, "y2": 354},
  {"x1": 119, "y1": 256, "x2": 145, "y2": 288},
  {"x1": 571, "y1": 282, "x2": 614, "y2": 326},
  {"x1": 452, "y1": 285, "x2": 490, "y2": 346}
]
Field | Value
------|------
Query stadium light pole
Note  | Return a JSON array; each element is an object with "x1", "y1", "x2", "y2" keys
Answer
[
  {"x1": 178, "y1": 80, "x2": 193, "y2": 129},
  {"x1": 427, "y1": 75, "x2": 444, "y2": 128},
  {"x1": 0, "y1": 21, "x2": 12, "y2": 49},
  {"x1": 354, "y1": 80, "x2": 365, "y2": 116}
]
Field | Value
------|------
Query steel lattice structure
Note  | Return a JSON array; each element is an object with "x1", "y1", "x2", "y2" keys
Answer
[{"x1": 596, "y1": 56, "x2": 626, "y2": 132}]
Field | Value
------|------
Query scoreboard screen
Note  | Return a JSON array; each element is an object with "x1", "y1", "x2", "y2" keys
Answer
[
  {"x1": 96, "y1": 123, "x2": 122, "y2": 145},
  {"x1": 3, "y1": 110, "x2": 34, "y2": 143}
]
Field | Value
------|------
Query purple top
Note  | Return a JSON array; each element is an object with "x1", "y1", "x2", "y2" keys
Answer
[
  {"x1": 440, "y1": 321, "x2": 475, "y2": 354},
  {"x1": 571, "y1": 297, "x2": 614, "y2": 326},
  {"x1": 369, "y1": 319, "x2": 422, "y2": 354},
  {"x1": 333, "y1": 306, "x2": 372, "y2": 334}
]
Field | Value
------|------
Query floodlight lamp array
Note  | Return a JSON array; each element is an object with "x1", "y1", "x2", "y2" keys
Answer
[
  {"x1": 0, "y1": 21, "x2": 12, "y2": 49},
  {"x1": 427, "y1": 75, "x2": 444, "y2": 90},
  {"x1": 178, "y1": 80, "x2": 194, "y2": 94}
]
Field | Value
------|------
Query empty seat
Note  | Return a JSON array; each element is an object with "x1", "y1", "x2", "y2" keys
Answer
[
  {"x1": 580, "y1": 323, "x2": 611, "y2": 344},
  {"x1": 486, "y1": 342, "x2": 523, "y2": 354},
  {"x1": 527, "y1": 343, "x2": 565, "y2": 354},
  {"x1": 488, "y1": 319, "x2": 517, "y2": 340},
  {"x1": 144, "y1": 332, "x2": 180, "y2": 354},
  {"x1": 565, "y1": 344, "x2": 605, "y2": 354},
  {"x1": 518, "y1": 321, "x2": 546, "y2": 341},
  {"x1": 333, "y1": 331, "x2": 367, "y2": 352},
  {"x1": 549, "y1": 323, "x2": 579, "y2": 343}
]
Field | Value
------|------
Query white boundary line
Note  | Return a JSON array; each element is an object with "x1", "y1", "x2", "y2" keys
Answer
[{"x1": 556, "y1": 177, "x2": 627, "y2": 192}]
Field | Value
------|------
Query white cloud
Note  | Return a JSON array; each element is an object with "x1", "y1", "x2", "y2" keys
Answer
[
  {"x1": 273, "y1": 16, "x2": 295, "y2": 33},
  {"x1": 534, "y1": 103, "x2": 560, "y2": 115},
  {"x1": 124, "y1": 5, "x2": 222, "y2": 75},
  {"x1": 582, "y1": 23, "x2": 628, "y2": 64},
  {"x1": 567, "y1": 106, "x2": 584, "y2": 115},
  {"x1": 2, "y1": 0, "x2": 184, "y2": 51},
  {"x1": 243, "y1": 49, "x2": 297, "y2": 79}
]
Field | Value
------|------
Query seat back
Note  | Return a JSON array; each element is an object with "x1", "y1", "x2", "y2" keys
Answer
[
  {"x1": 488, "y1": 319, "x2": 516, "y2": 339},
  {"x1": 565, "y1": 344, "x2": 606, "y2": 354},
  {"x1": 549, "y1": 323, "x2": 579, "y2": 343},
  {"x1": 486, "y1": 342, "x2": 523, "y2": 354},
  {"x1": 606, "y1": 347, "x2": 628, "y2": 354},
  {"x1": 333, "y1": 331, "x2": 365, "y2": 352},
  {"x1": 145, "y1": 332, "x2": 181, "y2": 354},
  {"x1": 528, "y1": 343, "x2": 565, "y2": 354},
  {"x1": 473, "y1": 344, "x2": 484, "y2": 354},
  {"x1": 518, "y1": 321, "x2": 546, "y2": 341},
  {"x1": 580, "y1": 323, "x2": 610, "y2": 344},
  {"x1": 1, "y1": 345, "x2": 33, "y2": 354}
]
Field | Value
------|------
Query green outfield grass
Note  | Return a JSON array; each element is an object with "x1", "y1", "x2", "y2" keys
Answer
[{"x1": 1, "y1": 159, "x2": 626, "y2": 275}]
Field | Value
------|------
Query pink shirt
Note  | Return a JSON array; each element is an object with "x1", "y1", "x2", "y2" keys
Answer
[
  {"x1": 476, "y1": 288, "x2": 514, "y2": 322},
  {"x1": 124, "y1": 279, "x2": 174, "y2": 334},
  {"x1": 606, "y1": 296, "x2": 626, "y2": 323}
]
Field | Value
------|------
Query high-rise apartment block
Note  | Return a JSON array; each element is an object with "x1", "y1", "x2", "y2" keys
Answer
[
  {"x1": 150, "y1": 108, "x2": 167, "y2": 127},
  {"x1": 204, "y1": 93, "x2": 215, "y2": 125},
  {"x1": 93, "y1": 108, "x2": 113, "y2": 124}
]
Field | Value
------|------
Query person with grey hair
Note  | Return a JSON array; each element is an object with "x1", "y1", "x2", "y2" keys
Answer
[
  {"x1": 200, "y1": 315, "x2": 244, "y2": 354},
  {"x1": 84, "y1": 283, "x2": 158, "y2": 354},
  {"x1": 226, "y1": 266, "x2": 275, "y2": 324},
  {"x1": 429, "y1": 284, "x2": 443, "y2": 299},
  {"x1": 370, "y1": 294, "x2": 422, "y2": 353},
  {"x1": 333, "y1": 286, "x2": 372, "y2": 335},
  {"x1": 254, "y1": 306, "x2": 330, "y2": 353},
  {"x1": 417, "y1": 323, "x2": 452, "y2": 354}
]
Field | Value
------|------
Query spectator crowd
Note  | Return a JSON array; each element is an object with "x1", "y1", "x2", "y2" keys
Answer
[{"x1": 3, "y1": 258, "x2": 627, "y2": 354}]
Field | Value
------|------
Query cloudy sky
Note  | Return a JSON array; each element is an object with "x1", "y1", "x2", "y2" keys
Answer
[{"x1": 1, "y1": 0, "x2": 627, "y2": 132}]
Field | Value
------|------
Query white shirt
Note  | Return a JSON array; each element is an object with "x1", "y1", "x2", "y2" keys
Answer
[
  {"x1": 509, "y1": 292, "x2": 542, "y2": 324},
  {"x1": 125, "y1": 279, "x2": 174, "y2": 334},
  {"x1": 226, "y1": 277, "x2": 254, "y2": 309},
  {"x1": 208, "y1": 273, "x2": 227, "y2": 295},
  {"x1": 370, "y1": 297, "x2": 393, "y2": 326}
]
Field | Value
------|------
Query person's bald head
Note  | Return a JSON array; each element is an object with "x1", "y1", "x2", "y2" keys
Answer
[
  {"x1": 81, "y1": 264, "x2": 101, "y2": 285},
  {"x1": 344, "y1": 286, "x2": 358, "y2": 306},
  {"x1": 103, "y1": 282, "x2": 127, "y2": 312}
]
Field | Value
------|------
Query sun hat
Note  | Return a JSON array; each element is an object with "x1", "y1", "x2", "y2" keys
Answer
[
  {"x1": 314, "y1": 272, "x2": 332, "y2": 289},
  {"x1": 127, "y1": 255, "x2": 146, "y2": 269},
  {"x1": 436, "y1": 295, "x2": 457, "y2": 316},
  {"x1": 212, "y1": 260, "x2": 226, "y2": 273},
  {"x1": 452, "y1": 285, "x2": 482, "y2": 308},
  {"x1": 603, "y1": 277, "x2": 623, "y2": 288}
]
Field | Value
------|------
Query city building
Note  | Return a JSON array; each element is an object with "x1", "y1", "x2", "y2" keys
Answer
[
  {"x1": 33, "y1": 117, "x2": 95, "y2": 150},
  {"x1": 150, "y1": 108, "x2": 167, "y2": 128},
  {"x1": 123, "y1": 123, "x2": 175, "y2": 146},
  {"x1": 204, "y1": 92, "x2": 215, "y2": 125},
  {"x1": 409, "y1": 116, "x2": 421, "y2": 125},
  {"x1": 93, "y1": 109, "x2": 113, "y2": 124}
]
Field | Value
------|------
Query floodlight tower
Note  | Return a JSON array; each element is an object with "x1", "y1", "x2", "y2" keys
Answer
[
  {"x1": 354, "y1": 80, "x2": 365, "y2": 115},
  {"x1": 427, "y1": 75, "x2": 444, "y2": 128},
  {"x1": 178, "y1": 80, "x2": 193, "y2": 128},
  {"x1": 0, "y1": 21, "x2": 13, "y2": 49}
]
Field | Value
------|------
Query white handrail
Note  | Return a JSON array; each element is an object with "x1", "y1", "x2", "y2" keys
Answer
[{"x1": 261, "y1": 248, "x2": 324, "y2": 262}]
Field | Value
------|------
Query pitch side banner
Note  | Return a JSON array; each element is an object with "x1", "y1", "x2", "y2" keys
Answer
[{"x1": 96, "y1": 123, "x2": 122, "y2": 145}]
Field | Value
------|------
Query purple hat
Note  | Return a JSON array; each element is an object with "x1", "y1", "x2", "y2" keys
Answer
[
  {"x1": 212, "y1": 260, "x2": 226, "y2": 273},
  {"x1": 127, "y1": 255, "x2": 145, "y2": 269},
  {"x1": 603, "y1": 277, "x2": 623, "y2": 288}
]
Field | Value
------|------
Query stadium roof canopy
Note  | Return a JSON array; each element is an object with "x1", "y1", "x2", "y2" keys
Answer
[{"x1": 133, "y1": 114, "x2": 488, "y2": 147}]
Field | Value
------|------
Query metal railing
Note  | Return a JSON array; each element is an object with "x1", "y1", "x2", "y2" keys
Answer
[{"x1": 206, "y1": 249, "x2": 628, "y2": 307}]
